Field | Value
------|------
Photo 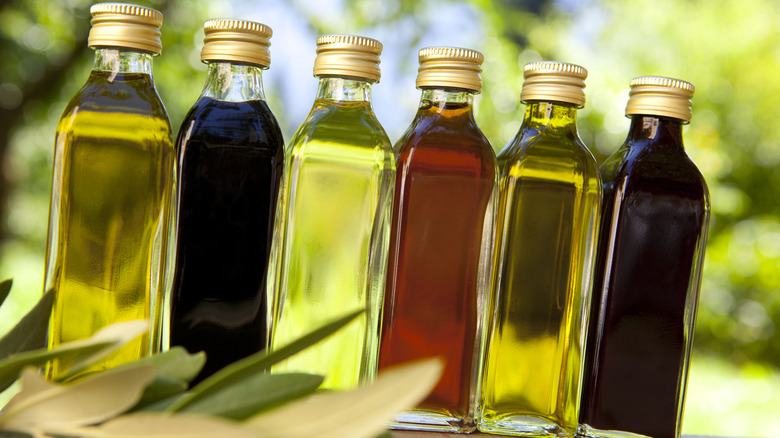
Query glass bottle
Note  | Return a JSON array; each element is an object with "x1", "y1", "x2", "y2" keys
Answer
[
  {"x1": 478, "y1": 61, "x2": 602, "y2": 437},
  {"x1": 168, "y1": 19, "x2": 284, "y2": 384},
  {"x1": 378, "y1": 47, "x2": 497, "y2": 433},
  {"x1": 44, "y1": 3, "x2": 175, "y2": 380},
  {"x1": 268, "y1": 35, "x2": 395, "y2": 390},
  {"x1": 579, "y1": 77, "x2": 710, "y2": 438}
]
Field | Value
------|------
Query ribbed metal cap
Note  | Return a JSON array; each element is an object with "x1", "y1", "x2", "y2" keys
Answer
[
  {"x1": 88, "y1": 3, "x2": 163, "y2": 55},
  {"x1": 625, "y1": 76, "x2": 695, "y2": 122},
  {"x1": 313, "y1": 34, "x2": 382, "y2": 82},
  {"x1": 520, "y1": 61, "x2": 588, "y2": 107},
  {"x1": 201, "y1": 19, "x2": 272, "y2": 68},
  {"x1": 415, "y1": 47, "x2": 483, "y2": 92}
]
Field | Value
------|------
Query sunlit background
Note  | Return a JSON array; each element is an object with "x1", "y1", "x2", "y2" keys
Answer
[{"x1": 1, "y1": 0, "x2": 779, "y2": 435}]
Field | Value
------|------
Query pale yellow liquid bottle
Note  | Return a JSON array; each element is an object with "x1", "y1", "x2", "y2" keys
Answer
[
  {"x1": 268, "y1": 35, "x2": 395, "y2": 390},
  {"x1": 479, "y1": 61, "x2": 601, "y2": 437},
  {"x1": 44, "y1": 3, "x2": 175, "y2": 380}
]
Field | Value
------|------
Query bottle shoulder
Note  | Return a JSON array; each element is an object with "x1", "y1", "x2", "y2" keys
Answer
[
  {"x1": 398, "y1": 110, "x2": 494, "y2": 157},
  {"x1": 177, "y1": 96, "x2": 284, "y2": 152},
  {"x1": 498, "y1": 125, "x2": 599, "y2": 178},
  {"x1": 289, "y1": 100, "x2": 392, "y2": 152},
  {"x1": 390, "y1": 114, "x2": 496, "y2": 182},
  {"x1": 63, "y1": 70, "x2": 167, "y2": 119},
  {"x1": 606, "y1": 138, "x2": 709, "y2": 202},
  {"x1": 599, "y1": 144, "x2": 631, "y2": 186},
  {"x1": 56, "y1": 73, "x2": 172, "y2": 145}
]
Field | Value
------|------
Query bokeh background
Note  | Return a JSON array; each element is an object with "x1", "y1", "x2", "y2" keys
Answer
[{"x1": 1, "y1": 0, "x2": 779, "y2": 435}]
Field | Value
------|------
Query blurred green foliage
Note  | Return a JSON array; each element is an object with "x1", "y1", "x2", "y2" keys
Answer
[
  {"x1": 0, "y1": 0, "x2": 778, "y2": 434},
  {"x1": 529, "y1": 0, "x2": 780, "y2": 367},
  {"x1": 442, "y1": 0, "x2": 780, "y2": 368}
]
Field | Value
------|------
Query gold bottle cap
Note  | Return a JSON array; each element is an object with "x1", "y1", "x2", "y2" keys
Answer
[
  {"x1": 88, "y1": 3, "x2": 163, "y2": 55},
  {"x1": 313, "y1": 34, "x2": 383, "y2": 82},
  {"x1": 520, "y1": 61, "x2": 588, "y2": 107},
  {"x1": 625, "y1": 76, "x2": 695, "y2": 122},
  {"x1": 201, "y1": 19, "x2": 272, "y2": 68},
  {"x1": 415, "y1": 47, "x2": 484, "y2": 92}
]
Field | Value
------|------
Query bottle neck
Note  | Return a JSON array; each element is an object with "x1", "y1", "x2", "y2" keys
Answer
[
  {"x1": 521, "y1": 100, "x2": 579, "y2": 134},
  {"x1": 419, "y1": 88, "x2": 475, "y2": 111},
  {"x1": 315, "y1": 76, "x2": 373, "y2": 103},
  {"x1": 92, "y1": 48, "x2": 154, "y2": 76},
  {"x1": 626, "y1": 114, "x2": 685, "y2": 149},
  {"x1": 201, "y1": 62, "x2": 266, "y2": 101}
]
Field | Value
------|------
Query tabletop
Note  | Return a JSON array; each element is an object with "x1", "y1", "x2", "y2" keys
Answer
[
  {"x1": 391, "y1": 432, "x2": 725, "y2": 438},
  {"x1": 391, "y1": 432, "x2": 494, "y2": 437}
]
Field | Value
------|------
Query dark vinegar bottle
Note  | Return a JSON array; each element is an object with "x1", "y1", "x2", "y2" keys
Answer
[
  {"x1": 579, "y1": 77, "x2": 710, "y2": 438},
  {"x1": 169, "y1": 19, "x2": 283, "y2": 383},
  {"x1": 378, "y1": 47, "x2": 497, "y2": 433}
]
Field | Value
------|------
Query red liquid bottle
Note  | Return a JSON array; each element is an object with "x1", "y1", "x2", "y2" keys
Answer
[
  {"x1": 579, "y1": 77, "x2": 710, "y2": 438},
  {"x1": 378, "y1": 47, "x2": 498, "y2": 433}
]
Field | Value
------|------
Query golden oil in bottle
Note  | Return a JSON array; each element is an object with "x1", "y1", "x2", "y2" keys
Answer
[
  {"x1": 268, "y1": 35, "x2": 395, "y2": 390},
  {"x1": 479, "y1": 61, "x2": 601, "y2": 437},
  {"x1": 44, "y1": 3, "x2": 175, "y2": 380}
]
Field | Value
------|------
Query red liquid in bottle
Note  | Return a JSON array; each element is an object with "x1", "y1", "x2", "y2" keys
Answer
[{"x1": 379, "y1": 98, "x2": 496, "y2": 430}]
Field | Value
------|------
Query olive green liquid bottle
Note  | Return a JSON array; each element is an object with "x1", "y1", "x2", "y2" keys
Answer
[
  {"x1": 268, "y1": 35, "x2": 395, "y2": 390},
  {"x1": 44, "y1": 3, "x2": 175, "y2": 380},
  {"x1": 479, "y1": 61, "x2": 601, "y2": 437}
]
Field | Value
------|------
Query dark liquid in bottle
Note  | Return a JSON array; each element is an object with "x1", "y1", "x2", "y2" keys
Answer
[
  {"x1": 580, "y1": 116, "x2": 708, "y2": 438},
  {"x1": 379, "y1": 100, "x2": 496, "y2": 419},
  {"x1": 170, "y1": 97, "x2": 283, "y2": 384}
]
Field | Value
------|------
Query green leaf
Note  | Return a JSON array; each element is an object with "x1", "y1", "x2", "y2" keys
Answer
[
  {"x1": 0, "y1": 364, "x2": 155, "y2": 430},
  {"x1": 132, "y1": 377, "x2": 187, "y2": 411},
  {"x1": 113, "y1": 347, "x2": 205, "y2": 410},
  {"x1": 0, "y1": 289, "x2": 55, "y2": 360},
  {"x1": 66, "y1": 412, "x2": 261, "y2": 438},
  {"x1": 3, "y1": 365, "x2": 55, "y2": 406},
  {"x1": 0, "y1": 341, "x2": 112, "y2": 394},
  {"x1": 167, "y1": 309, "x2": 363, "y2": 412},
  {"x1": 245, "y1": 357, "x2": 444, "y2": 438},
  {"x1": 0, "y1": 431, "x2": 31, "y2": 437},
  {"x1": 61, "y1": 320, "x2": 149, "y2": 381},
  {"x1": 115, "y1": 347, "x2": 205, "y2": 385},
  {"x1": 134, "y1": 393, "x2": 192, "y2": 413},
  {"x1": 0, "y1": 320, "x2": 149, "y2": 393},
  {"x1": 178, "y1": 373, "x2": 323, "y2": 420},
  {"x1": 149, "y1": 347, "x2": 205, "y2": 383},
  {"x1": 0, "y1": 278, "x2": 12, "y2": 309}
]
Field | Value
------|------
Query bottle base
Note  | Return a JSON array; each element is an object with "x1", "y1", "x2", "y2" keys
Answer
[
  {"x1": 577, "y1": 424, "x2": 652, "y2": 438},
  {"x1": 478, "y1": 415, "x2": 571, "y2": 437},
  {"x1": 389, "y1": 409, "x2": 475, "y2": 433}
]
